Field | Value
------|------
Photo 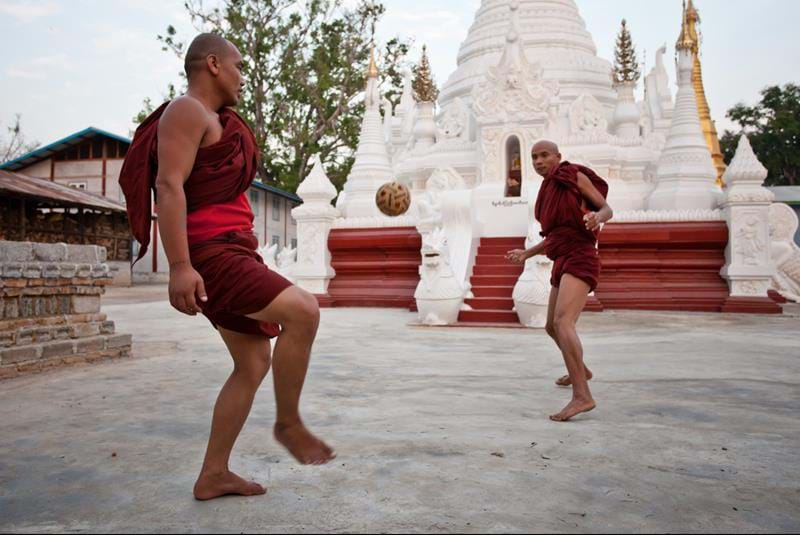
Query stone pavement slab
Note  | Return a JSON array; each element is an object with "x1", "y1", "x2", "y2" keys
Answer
[{"x1": 0, "y1": 288, "x2": 798, "y2": 533}]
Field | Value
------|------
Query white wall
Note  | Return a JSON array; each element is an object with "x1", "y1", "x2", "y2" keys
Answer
[
  {"x1": 21, "y1": 159, "x2": 51, "y2": 179},
  {"x1": 249, "y1": 187, "x2": 299, "y2": 250}
]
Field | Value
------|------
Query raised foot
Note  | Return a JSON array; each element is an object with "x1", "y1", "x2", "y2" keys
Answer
[
  {"x1": 193, "y1": 470, "x2": 266, "y2": 501},
  {"x1": 274, "y1": 422, "x2": 336, "y2": 465},
  {"x1": 555, "y1": 368, "x2": 593, "y2": 387},
  {"x1": 549, "y1": 399, "x2": 596, "y2": 422}
]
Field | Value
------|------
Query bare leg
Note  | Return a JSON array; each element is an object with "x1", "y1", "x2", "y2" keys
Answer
[
  {"x1": 246, "y1": 287, "x2": 335, "y2": 465},
  {"x1": 549, "y1": 274, "x2": 596, "y2": 422},
  {"x1": 545, "y1": 286, "x2": 592, "y2": 386},
  {"x1": 194, "y1": 328, "x2": 271, "y2": 500}
]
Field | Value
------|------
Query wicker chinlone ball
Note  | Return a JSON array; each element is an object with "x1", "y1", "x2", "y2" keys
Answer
[{"x1": 375, "y1": 181, "x2": 411, "y2": 217}]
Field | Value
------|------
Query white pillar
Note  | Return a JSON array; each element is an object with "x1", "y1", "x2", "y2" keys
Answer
[
  {"x1": 292, "y1": 156, "x2": 338, "y2": 294},
  {"x1": 613, "y1": 81, "x2": 641, "y2": 139},
  {"x1": 720, "y1": 135, "x2": 774, "y2": 298}
]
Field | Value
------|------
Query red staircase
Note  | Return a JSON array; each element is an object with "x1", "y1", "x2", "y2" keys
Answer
[{"x1": 458, "y1": 237, "x2": 525, "y2": 324}]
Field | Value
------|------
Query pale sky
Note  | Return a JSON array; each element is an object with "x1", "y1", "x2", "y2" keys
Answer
[{"x1": 1, "y1": 0, "x2": 799, "y2": 150}]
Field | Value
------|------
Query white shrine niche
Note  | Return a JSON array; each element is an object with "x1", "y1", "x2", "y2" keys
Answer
[
  {"x1": 436, "y1": 97, "x2": 471, "y2": 148},
  {"x1": 504, "y1": 136, "x2": 523, "y2": 198},
  {"x1": 568, "y1": 94, "x2": 608, "y2": 136}
]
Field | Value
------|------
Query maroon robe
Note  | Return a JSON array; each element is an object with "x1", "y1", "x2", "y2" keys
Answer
[
  {"x1": 119, "y1": 102, "x2": 290, "y2": 337},
  {"x1": 534, "y1": 161, "x2": 609, "y2": 291},
  {"x1": 119, "y1": 101, "x2": 259, "y2": 262}
]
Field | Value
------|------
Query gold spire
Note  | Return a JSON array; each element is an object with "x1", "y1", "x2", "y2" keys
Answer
[
  {"x1": 412, "y1": 45, "x2": 439, "y2": 103},
  {"x1": 677, "y1": 0, "x2": 727, "y2": 186},
  {"x1": 366, "y1": 46, "x2": 379, "y2": 79}
]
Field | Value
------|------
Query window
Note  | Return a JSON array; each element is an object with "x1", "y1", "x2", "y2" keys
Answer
[
  {"x1": 68, "y1": 182, "x2": 88, "y2": 190},
  {"x1": 79, "y1": 143, "x2": 90, "y2": 160},
  {"x1": 272, "y1": 235, "x2": 280, "y2": 247},
  {"x1": 272, "y1": 196, "x2": 281, "y2": 221},
  {"x1": 249, "y1": 190, "x2": 260, "y2": 216},
  {"x1": 291, "y1": 239, "x2": 297, "y2": 250}
]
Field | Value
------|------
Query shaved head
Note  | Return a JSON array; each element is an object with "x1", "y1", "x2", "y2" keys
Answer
[
  {"x1": 184, "y1": 33, "x2": 236, "y2": 80},
  {"x1": 531, "y1": 139, "x2": 562, "y2": 177},
  {"x1": 532, "y1": 140, "x2": 560, "y2": 154}
]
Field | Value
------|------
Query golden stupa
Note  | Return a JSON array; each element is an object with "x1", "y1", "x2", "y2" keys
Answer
[{"x1": 676, "y1": 0, "x2": 727, "y2": 187}]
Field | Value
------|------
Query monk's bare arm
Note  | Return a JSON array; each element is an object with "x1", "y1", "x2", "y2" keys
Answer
[
  {"x1": 155, "y1": 97, "x2": 208, "y2": 314},
  {"x1": 576, "y1": 172, "x2": 613, "y2": 231},
  {"x1": 506, "y1": 240, "x2": 546, "y2": 264}
]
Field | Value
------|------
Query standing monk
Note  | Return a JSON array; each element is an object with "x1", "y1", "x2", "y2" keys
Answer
[
  {"x1": 119, "y1": 33, "x2": 335, "y2": 500},
  {"x1": 506, "y1": 140, "x2": 612, "y2": 422}
]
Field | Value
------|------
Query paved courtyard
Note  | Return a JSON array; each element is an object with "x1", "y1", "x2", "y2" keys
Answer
[{"x1": 1, "y1": 284, "x2": 799, "y2": 533}]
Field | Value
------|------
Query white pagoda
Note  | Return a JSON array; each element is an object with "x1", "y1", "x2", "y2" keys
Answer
[{"x1": 291, "y1": 0, "x2": 799, "y2": 318}]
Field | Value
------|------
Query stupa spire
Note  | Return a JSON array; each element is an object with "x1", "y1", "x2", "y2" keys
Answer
[
  {"x1": 413, "y1": 45, "x2": 439, "y2": 103},
  {"x1": 677, "y1": 0, "x2": 727, "y2": 187}
]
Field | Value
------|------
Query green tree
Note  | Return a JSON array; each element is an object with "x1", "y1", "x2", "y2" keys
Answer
[
  {"x1": 720, "y1": 83, "x2": 800, "y2": 186},
  {"x1": 138, "y1": 0, "x2": 411, "y2": 192}
]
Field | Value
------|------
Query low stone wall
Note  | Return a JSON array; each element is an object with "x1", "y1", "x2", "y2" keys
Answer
[{"x1": 0, "y1": 241, "x2": 132, "y2": 380}]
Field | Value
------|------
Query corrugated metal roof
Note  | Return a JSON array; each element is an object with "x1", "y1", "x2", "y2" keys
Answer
[
  {"x1": 0, "y1": 170, "x2": 127, "y2": 212},
  {"x1": 250, "y1": 180, "x2": 303, "y2": 203},
  {"x1": 0, "y1": 127, "x2": 131, "y2": 172}
]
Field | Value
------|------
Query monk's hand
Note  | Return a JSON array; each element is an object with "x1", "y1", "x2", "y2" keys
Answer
[
  {"x1": 584, "y1": 211, "x2": 602, "y2": 231},
  {"x1": 506, "y1": 249, "x2": 528, "y2": 264},
  {"x1": 168, "y1": 263, "x2": 208, "y2": 316}
]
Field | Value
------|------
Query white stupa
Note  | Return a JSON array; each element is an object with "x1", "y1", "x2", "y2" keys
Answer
[
  {"x1": 335, "y1": 0, "x2": 726, "y2": 226},
  {"x1": 298, "y1": 0, "x2": 797, "y2": 312}
]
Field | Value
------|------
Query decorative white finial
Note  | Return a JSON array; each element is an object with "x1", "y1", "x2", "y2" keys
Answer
[
  {"x1": 297, "y1": 155, "x2": 338, "y2": 203},
  {"x1": 507, "y1": 1, "x2": 520, "y2": 43},
  {"x1": 723, "y1": 135, "x2": 768, "y2": 185}
]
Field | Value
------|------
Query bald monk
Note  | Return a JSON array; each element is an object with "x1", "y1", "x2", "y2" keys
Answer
[
  {"x1": 119, "y1": 33, "x2": 335, "y2": 501},
  {"x1": 506, "y1": 140, "x2": 612, "y2": 422}
]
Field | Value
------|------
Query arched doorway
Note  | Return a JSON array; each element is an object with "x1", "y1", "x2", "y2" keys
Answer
[{"x1": 505, "y1": 136, "x2": 522, "y2": 197}]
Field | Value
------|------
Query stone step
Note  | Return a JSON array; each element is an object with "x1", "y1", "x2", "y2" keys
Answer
[
  {"x1": 464, "y1": 298, "x2": 514, "y2": 311},
  {"x1": 471, "y1": 286, "x2": 515, "y2": 298},
  {"x1": 478, "y1": 245, "x2": 523, "y2": 256},
  {"x1": 469, "y1": 275, "x2": 518, "y2": 287},
  {"x1": 479, "y1": 237, "x2": 526, "y2": 247},
  {"x1": 458, "y1": 309, "x2": 520, "y2": 323},
  {"x1": 473, "y1": 265, "x2": 523, "y2": 277},
  {"x1": 474, "y1": 254, "x2": 516, "y2": 266}
]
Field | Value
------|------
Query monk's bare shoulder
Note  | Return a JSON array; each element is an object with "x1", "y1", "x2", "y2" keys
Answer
[
  {"x1": 155, "y1": 97, "x2": 210, "y2": 182},
  {"x1": 575, "y1": 171, "x2": 608, "y2": 210},
  {"x1": 159, "y1": 96, "x2": 208, "y2": 142},
  {"x1": 575, "y1": 172, "x2": 596, "y2": 193}
]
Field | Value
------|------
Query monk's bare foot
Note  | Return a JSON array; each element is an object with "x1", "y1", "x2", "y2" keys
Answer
[
  {"x1": 193, "y1": 470, "x2": 266, "y2": 501},
  {"x1": 555, "y1": 367, "x2": 593, "y2": 386},
  {"x1": 274, "y1": 422, "x2": 336, "y2": 465},
  {"x1": 549, "y1": 398, "x2": 596, "y2": 422}
]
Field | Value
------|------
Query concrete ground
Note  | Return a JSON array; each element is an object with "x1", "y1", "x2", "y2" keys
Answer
[{"x1": 1, "y1": 284, "x2": 799, "y2": 533}]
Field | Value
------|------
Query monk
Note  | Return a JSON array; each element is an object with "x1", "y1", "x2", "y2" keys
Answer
[
  {"x1": 119, "y1": 33, "x2": 335, "y2": 501},
  {"x1": 506, "y1": 140, "x2": 612, "y2": 422}
]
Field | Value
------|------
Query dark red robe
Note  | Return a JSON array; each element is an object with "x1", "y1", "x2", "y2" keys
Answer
[
  {"x1": 119, "y1": 101, "x2": 259, "y2": 262},
  {"x1": 119, "y1": 102, "x2": 290, "y2": 337},
  {"x1": 534, "y1": 161, "x2": 609, "y2": 292}
]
